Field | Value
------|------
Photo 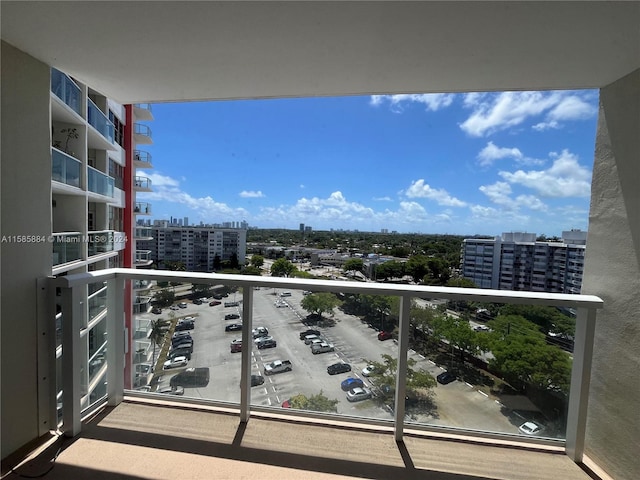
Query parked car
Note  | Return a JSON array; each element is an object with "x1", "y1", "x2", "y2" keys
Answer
[
  {"x1": 170, "y1": 367, "x2": 210, "y2": 388},
  {"x1": 341, "y1": 377, "x2": 364, "y2": 391},
  {"x1": 230, "y1": 339, "x2": 242, "y2": 353},
  {"x1": 178, "y1": 302, "x2": 188, "y2": 309},
  {"x1": 157, "y1": 386, "x2": 184, "y2": 396},
  {"x1": 346, "y1": 387, "x2": 373, "y2": 402},
  {"x1": 224, "y1": 301, "x2": 239, "y2": 307},
  {"x1": 168, "y1": 348, "x2": 191, "y2": 360},
  {"x1": 436, "y1": 371, "x2": 457, "y2": 385},
  {"x1": 251, "y1": 374, "x2": 265, "y2": 387},
  {"x1": 209, "y1": 300, "x2": 221, "y2": 306},
  {"x1": 519, "y1": 422, "x2": 543, "y2": 435},
  {"x1": 171, "y1": 333, "x2": 192, "y2": 345},
  {"x1": 172, "y1": 331, "x2": 192, "y2": 340},
  {"x1": 279, "y1": 292, "x2": 292, "y2": 297},
  {"x1": 169, "y1": 340, "x2": 193, "y2": 353},
  {"x1": 193, "y1": 298, "x2": 203, "y2": 305},
  {"x1": 281, "y1": 399, "x2": 292, "y2": 408},
  {"x1": 377, "y1": 331, "x2": 393, "y2": 341},
  {"x1": 256, "y1": 337, "x2": 277, "y2": 350},
  {"x1": 299, "y1": 329, "x2": 320, "y2": 340},
  {"x1": 225, "y1": 323, "x2": 242, "y2": 332},
  {"x1": 151, "y1": 307, "x2": 162, "y2": 314},
  {"x1": 303, "y1": 334, "x2": 320, "y2": 345},
  {"x1": 311, "y1": 342, "x2": 334, "y2": 354},
  {"x1": 169, "y1": 305, "x2": 180, "y2": 311},
  {"x1": 175, "y1": 320, "x2": 194, "y2": 331},
  {"x1": 252, "y1": 327, "x2": 269, "y2": 338},
  {"x1": 362, "y1": 364, "x2": 376, "y2": 377},
  {"x1": 327, "y1": 362, "x2": 351, "y2": 375},
  {"x1": 163, "y1": 355, "x2": 188, "y2": 370},
  {"x1": 225, "y1": 313, "x2": 240, "y2": 320},
  {"x1": 274, "y1": 301, "x2": 288, "y2": 308}
]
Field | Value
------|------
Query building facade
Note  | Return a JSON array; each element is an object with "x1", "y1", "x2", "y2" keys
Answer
[
  {"x1": 138, "y1": 226, "x2": 247, "y2": 271},
  {"x1": 461, "y1": 231, "x2": 587, "y2": 293}
]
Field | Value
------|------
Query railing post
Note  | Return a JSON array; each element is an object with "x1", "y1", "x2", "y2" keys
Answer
[
  {"x1": 240, "y1": 287, "x2": 254, "y2": 422},
  {"x1": 106, "y1": 275, "x2": 125, "y2": 406},
  {"x1": 37, "y1": 277, "x2": 58, "y2": 435},
  {"x1": 61, "y1": 284, "x2": 83, "y2": 437},
  {"x1": 394, "y1": 294, "x2": 411, "y2": 442},
  {"x1": 566, "y1": 306, "x2": 597, "y2": 461}
]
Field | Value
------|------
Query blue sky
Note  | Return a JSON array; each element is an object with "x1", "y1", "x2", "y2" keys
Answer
[{"x1": 138, "y1": 90, "x2": 598, "y2": 236}]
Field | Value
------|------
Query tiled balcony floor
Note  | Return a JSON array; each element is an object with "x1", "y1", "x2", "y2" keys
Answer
[{"x1": 3, "y1": 399, "x2": 596, "y2": 480}]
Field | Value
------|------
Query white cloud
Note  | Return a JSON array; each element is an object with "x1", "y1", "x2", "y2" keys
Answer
[
  {"x1": 239, "y1": 190, "x2": 265, "y2": 198},
  {"x1": 404, "y1": 179, "x2": 467, "y2": 207},
  {"x1": 479, "y1": 182, "x2": 549, "y2": 212},
  {"x1": 477, "y1": 141, "x2": 523, "y2": 166},
  {"x1": 460, "y1": 91, "x2": 596, "y2": 137},
  {"x1": 373, "y1": 196, "x2": 393, "y2": 202},
  {"x1": 145, "y1": 172, "x2": 181, "y2": 188},
  {"x1": 370, "y1": 93, "x2": 455, "y2": 113},
  {"x1": 498, "y1": 149, "x2": 592, "y2": 197}
]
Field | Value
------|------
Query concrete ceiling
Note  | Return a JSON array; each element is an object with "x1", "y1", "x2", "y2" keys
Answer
[{"x1": 2, "y1": 1, "x2": 639, "y2": 104}]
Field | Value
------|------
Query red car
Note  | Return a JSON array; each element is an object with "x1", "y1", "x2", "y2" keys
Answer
[
  {"x1": 209, "y1": 300, "x2": 221, "y2": 306},
  {"x1": 377, "y1": 331, "x2": 393, "y2": 341}
]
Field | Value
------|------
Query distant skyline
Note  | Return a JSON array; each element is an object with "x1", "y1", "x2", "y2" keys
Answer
[{"x1": 137, "y1": 89, "x2": 598, "y2": 236}]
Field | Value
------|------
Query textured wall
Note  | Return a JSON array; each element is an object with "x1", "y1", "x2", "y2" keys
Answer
[{"x1": 582, "y1": 69, "x2": 640, "y2": 480}]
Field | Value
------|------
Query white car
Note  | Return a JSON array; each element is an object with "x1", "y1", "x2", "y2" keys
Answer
[
  {"x1": 518, "y1": 422, "x2": 543, "y2": 435},
  {"x1": 362, "y1": 364, "x2": 375, "y2": 377},
  {"x1": 346, "y1": 387, "x2": 373, "y2": 402},
  {"x1": 311, "y1": 342, "x2": 334, "y2": 354},
  {"x1": 163, "y1": 355, "x2": 188, "y2": 370}
]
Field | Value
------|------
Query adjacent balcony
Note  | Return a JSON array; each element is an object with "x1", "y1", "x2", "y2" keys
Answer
[
  {"x1": 134, "y1": 175, "x2": 152, "y2": 192},
  {"x1": 50, "y1": 268, "x2": 602, "y2": 475},
  {"x1": 134, "y1": 202, "x2": 152, "y2": 215},
  {"x1": 134, "y1": 226, "x2": 153, "y2": 241},
  {"x1": 87, "y1": 167, "x2": 115, "y2": 198},
  {"x1": 133, "y1": 150, "x2": 153, "y2": 169},
  {"x1": 135, "y1": 250, "x2": 153, "y2": 267},
  {"x1": 52, "y1": 232, "x2": 83, "y2": 266},
  {"x1": 50, "y1": 68, "x2": 82, "y2": 117},
  {"x1": 133, "y1": 279, "x2": 153, "y2": 291},
  {"x1": 134, "y1": 123, "x2": 153, "y2": 144},
  {"x1": 87, "y1": 98, "x2": 115, "y2": 146},
  {"x1": 51, "y1": 147, "x2": 81, "y2": 189},
  {"x1": 133, "y1": 103, "x2": 154, "y2": 121},
  {"x1": 87, "y1": 230, "x2": 126, "y2": 256}
]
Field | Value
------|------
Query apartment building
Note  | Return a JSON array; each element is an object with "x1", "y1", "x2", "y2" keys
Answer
[
  {"x1": 138, "y1": 226, "x2": 247, "y2": 271},
  {"x1": 2, "y1": 3, "x2": 639, "y2": 480},
  {"x1": 461, "y1": 231, "x2": 587, "y2": 293}
]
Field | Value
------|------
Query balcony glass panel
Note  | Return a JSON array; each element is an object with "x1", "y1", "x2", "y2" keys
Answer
[
  {"x1": 88, "y1": 285, "x2": 107, "y2": 322},
  {"x1": 51, "y1": 148, "x2": 81, "y2": 187},
  {"x1": 87, "y1": 230, "x2": 115, "y2": 256},
  {"x1": 52, "y1": 232, "x2": 82, "y2": 265},
  {"x1": 134, "y1": 150, "x2": 153, "y2": 167},
  {"x1": 51, "y1": 68, "x2": 82, "y2": 115},
  {"x1": 88, "y1": 339, "x2": 107, "y2": 382},
  {"x1": 87, "y1": 167, "x2": 115, "y2": 197},
  {"x1": 134, "y1": 202, "x2": 152, "y2": 215},
  {"x1": 134, "y1": 123, "x2": 152, "y2": 138},
  {"x1": 87, "y1": 98, "x2": 115, "y2": 143},
  {"x1": 134, "y1": 176, "x2": 152, "y2": 189},
  {"x1": 134, "y1": 103, "x2": 153, "y2": 113}
]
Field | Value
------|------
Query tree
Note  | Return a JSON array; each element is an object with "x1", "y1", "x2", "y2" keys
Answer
[
  {"x1": 300, "y1": 292, "x2": 341, "y2": 318},
  {"x1": 375, "y1": 260, "x2": 405, "y2": 282},
  {"x1": 270, "y1": 258, "x2": 297, "y2": 277},
  {"x1": 212, "y1": 254, "x2": 222, "y2": 271},
  {"x1": 365, "y1": 354, "x2": 436, "y2": 400},
  {"x1": 288, "y1": 391, "x2": 339, "y2": 412},
  {"x1": 242, "y1": 265, "x2": 262, "y2": 276},
  {"x1": 191, "y1": 283, "x2": 211, "y2": 298},
  {"x1": 343, "y1": 258, "x2": 364, "y2": 274},
  {"x1": 152, "y1": 289, "x2": 175, "y2": 308},
  {"x1": 406, "y1": 255, "x2": 430, "y2": 283},
  {"x1": 249, "y1": 254, "x2": 264, "y2": 269},
  {"x1": 149, "y1": 318, "x2": 169, "y2": 371},
  {"x1": 229, "y1": 253, "x2": 240, "y2": 270}
]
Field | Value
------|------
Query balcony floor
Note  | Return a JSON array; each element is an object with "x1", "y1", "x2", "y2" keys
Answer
[{"x1": 3, "y1": 399, "x2": 596, "y2": 480}]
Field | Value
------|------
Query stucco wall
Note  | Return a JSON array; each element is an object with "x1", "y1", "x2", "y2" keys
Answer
[
  {"x1": 582, "y1": 68, "x2": 640, "y2": 480},
  {"x1": 1, "y1": 42, "x2": 53, "y2": 458}
]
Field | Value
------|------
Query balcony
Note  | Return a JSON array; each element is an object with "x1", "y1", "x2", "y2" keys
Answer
[
  {"x1": 51, "y1": 148, "x2": 81, "y2": 189},
  {"x1": 48, "y1": 268, "x2": 602, "y2": 478},
  {"x1": 87, "y1": 167, "x2": 115, "y2": 198},
  {"x1": 133, "y1": 103, "x2": 154, "y2": 121},
  {"x1": 134, "y1": 175, "x2": 152, "y2": 192},
  {"x1": 134, "y1": 202, "x2": 152, "y2": 215},
  {"x1": 135, "y1": 250, "x2": 153, "y2": 267},
  {"x1": 133, "y1": 279, "x2": 153, "y2": 291},
  {"x1": 52, "y1": 232, "x2": 83, "y2": 266},
  {"x1": 133, "y1": 150, "x2": 153, "y2": 169},
  {"x1": 50, "y1": 68, "x2": 82, "y2": 117},
  {"x1": 134, "y1": 226, "x2": 153, "y2": 240},
  {"x1": 87, "y1": 98, "x2": 115, "y2": 146},
  {"x1": 134, "y1": 123, "x2": 153, "y2": 144}
]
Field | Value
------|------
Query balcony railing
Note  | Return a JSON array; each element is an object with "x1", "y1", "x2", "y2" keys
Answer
[
  {"x1": 51, "y1": 68, "x2": 82, "y2": 116},
  {"x1": 87, "y1": 98, "x2": 115, "y2": 143},
  {"x1": 50, "y1": 268, "x2": 602, "y2": 465},
  {"x1": 52, "y1": 232, "x2": 83, "y2": 265},
  {"x1": 133, "y1": 150, "x2": 153, "y2": 168},
  {"x1": 87, "y1": 167, "x2": 115, "y2": 197},
  {"x1": 134, "y1": 176, "x2": 152, "y2": 190},
  {"x1": 134, "y1": 123, "x2": 152, "y2": 139},
  {"x1": 134, "y1": 202, "x2": 152, "y2": 215},
  {"x1": 87, "y1": 230, "x2": 126, "y2": 256},
  {"x1": 135, "y1": 226, "x2": 153, "y2": 240},
  {"x1": 51, "y1": 148, "x2": 81, "y2": 188}
]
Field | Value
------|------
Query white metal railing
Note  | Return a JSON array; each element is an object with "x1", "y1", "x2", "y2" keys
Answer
[{"x1": 49, "y1": 268, "x2": 603, "y2": 463}]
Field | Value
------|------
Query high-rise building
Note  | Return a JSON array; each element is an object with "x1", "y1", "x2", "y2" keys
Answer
[{"x1": 461, "y1": 231, "x2": 587, "y2": 293}]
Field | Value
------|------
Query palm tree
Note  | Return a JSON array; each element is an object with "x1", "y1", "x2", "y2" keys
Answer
[{"x1": 150, "y1": 318, "x2": 169, "y2": 371}]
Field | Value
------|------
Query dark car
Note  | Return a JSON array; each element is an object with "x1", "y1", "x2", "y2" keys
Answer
[
  {"x1": 193, "y1": 298, "x2": 203, "y2": 305},
  {"x1": 168, "y1": 348, "x2": 192, "y2": 360},
  {"x1": 299, "y1": 329, "x2": 321, "y2": 340},
  {"x1": 175, "y1": 320, "x2": 194, "y2": 331},
  {"x1": 171, "y1": 333, "x2": 192, "y2": 344},
  {"x1": 256, "y1": 337, "x2": 277, "y2": 349},
  {"x1": 209, "y1": 300, "x2": 221, "y2": 306},
  {"x1": 327, "y1": 362, "x2": 351, "y2": 375},
  {"x1": 378, "y1": 331, "x2": 393, "y2": 341},
  {"x1": 224, "y1": 301, "x2": 239, "y2": 307},
  {"x1": 225, "y1": 323, "x2": 242, "y2": 332},
  {"x1": 341, "y1": 377, "x2": 364, "y2": 391},
  {"x1": 225, "y1": 313, "x2": 240, "y2": 320},
  {"x1": 437, "y1": 371, "x2": 457, "y2": 385},
  {"x1": 151, "y1": 307, "x2": 162, "y2": 314},
  {"x1": 251, "y1": 374, "x2": 265, "y2": 387},
  {"x1": 170, "y1": 367, "x2": 210, "y2": 388}
]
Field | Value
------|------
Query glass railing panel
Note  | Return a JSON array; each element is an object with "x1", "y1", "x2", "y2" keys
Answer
[
  {"x1": 87, "y1": 98, "x2": 115, "y2": 143},
  {"x1": 87, "y1": 230, "x2": 115, "y2": 256},
  {"x1": 51, "y1": 68, "x2": 82, "y2": 116},
  {"x1": 134, "y1": 123, "x2": 152, "y2": 138},
  {"x1": 134, "y1": 103, "x2": 153, "y2": 113},
  {"x1": 51, "y1": 148, "x2": 81, "y2": 188},
  {"x1": 134, "y1": 150, "x2": 152, "y2": 166},
  {"x1": 88, "y1": 285, "x2": 107, "y2": 322},
  {"x1": 134, "y1": 176, "x2": 152, "y2": 189},
  {"x1": 88, "y1": 340, "x2": 107, "y2": 383},
  {"x1": 134, "y1": 202, "x2": 152, "y2": 214},
  {"x1": 87, "y1": 167, "x2": 115, "y2": 197},
  {"x1": 52, "y1": 232, "x2": 82, "y2": 265}
]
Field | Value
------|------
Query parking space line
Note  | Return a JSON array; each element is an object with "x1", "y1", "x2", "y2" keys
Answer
[{"x1": 477, "y1": 390, "x2": 488, "y2": 398}]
